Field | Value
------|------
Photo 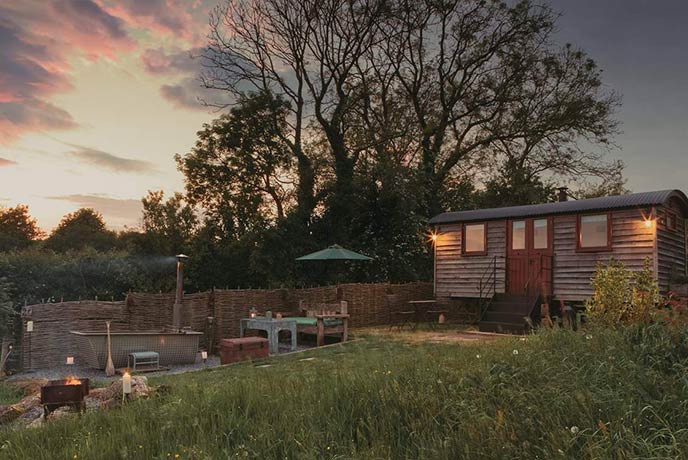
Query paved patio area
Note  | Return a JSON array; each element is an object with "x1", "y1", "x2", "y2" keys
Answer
[{"x1": 358, "y1": 325, "x2": 508, "y2": 344}]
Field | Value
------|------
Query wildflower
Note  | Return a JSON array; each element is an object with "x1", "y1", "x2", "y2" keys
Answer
[
  {"x1": 520, "y1": 337, "x2": 526, "y2": 341},
  {"x1": 512, "y1": 349, "x2": 519, "y2": 355},
  {"x1": 598, "y1": 420, "x2": 607, "y2": 434},
  {"x1": 476, "y1": 354, "x2": 481, "y2": 359},
  {"x1": 585, "y1": 334, "x2": 593, "y2": 340},
  {"x1": 570, "y1": 426, "x2": 579, "y2": 434}
]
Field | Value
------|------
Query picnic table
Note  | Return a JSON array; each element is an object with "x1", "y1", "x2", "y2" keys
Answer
[
  {"x1": 240, "y1": 317, "x2": 298, "y2": 354},
  {"x1": 396, "y1": 300, "x2": 448, "y2": 330}
]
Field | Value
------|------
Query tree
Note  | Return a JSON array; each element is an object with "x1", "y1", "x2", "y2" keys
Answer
[
  {"x1": 371, "y1": 0, "x2": 620, "y2": 217},
  {"x1": 477, "y1": 159, "x2": 555, "y2": 208},
  {"x1": 203, "y1": 0, "x2": 388, "y2": 237},
  {"x1": 205, "y1": 0, "x2": 620, "y2": 223},
  {"x1": 0, "y1": 205, "x2": 43, "y2": 252},
  {"x1": 176, "y1": 91, "x2": 294, "y2": 239},
  {"x1": 45, "y1": 208, "x2": 117, "y2": 252},
  {"x1": 139, "y1": 191, "x2": 198, "y2": 255},
  {"x1": 574, "y1": 163, "x2": 629, "y2": 198}
]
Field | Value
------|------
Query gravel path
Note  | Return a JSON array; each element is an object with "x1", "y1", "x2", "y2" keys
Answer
[{"x1": 8, "y1": 342, "x2": 316, "y2": 384}]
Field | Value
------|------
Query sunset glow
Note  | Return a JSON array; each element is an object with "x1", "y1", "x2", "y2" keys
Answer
[{"x1": 1, "y1": 0, "x2": 688, "y2": 231}]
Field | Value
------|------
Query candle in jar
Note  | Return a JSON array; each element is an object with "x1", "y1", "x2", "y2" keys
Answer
[
  {"x1": 122, "y1": 371, "x2": 132, "y2": 395},
  {"x1": 66, "y1": 356, "x2": 74, "y2": 365}
]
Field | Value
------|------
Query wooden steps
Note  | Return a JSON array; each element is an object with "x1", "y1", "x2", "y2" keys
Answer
[{"x1": 478, "y1": 293, "x2": 538, "y2": 334}]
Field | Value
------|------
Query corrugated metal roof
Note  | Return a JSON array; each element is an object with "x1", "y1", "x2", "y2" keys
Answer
[{"x1": 429, "y1": 189, "x2": 688, "y2": 225}]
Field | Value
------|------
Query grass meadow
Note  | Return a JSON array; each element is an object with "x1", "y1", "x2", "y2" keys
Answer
[
  {"x1": 1, "y1": 325, "x2": 688, "y2": 459},
  {"x1": 0, "y1": 384, "x2": 22, "y2": 407}
]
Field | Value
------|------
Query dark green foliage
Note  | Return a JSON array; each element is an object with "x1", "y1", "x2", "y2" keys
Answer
[
  {"x1": 175, "y1": 91, "x2": 293, "y2": 238},
  {"x1": 586, "y1": 257, "x2": 660, "y2": 327},
  {"x1": 137, "y1": 190, "x2": 198, "y2": 255},
  {"x1": 347, "y1": 162, "x2": 431, "y2": 282},
  {"x1": 45, "y1": 208, "x2": 117, "y2": 253},
  {"x1": 0, "y1": 205, "x2": 43, "y2": 252},
  {"x1": 0, "y1": 249, "x2": 176, "y2": 305},
  {"x1": 0, "y1": 277, "x2": 16, "y2": 338}
]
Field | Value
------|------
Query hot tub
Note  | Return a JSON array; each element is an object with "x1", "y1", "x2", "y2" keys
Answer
[{"x1": 70, "y1": 330, "x2": 202, "y2": 369}]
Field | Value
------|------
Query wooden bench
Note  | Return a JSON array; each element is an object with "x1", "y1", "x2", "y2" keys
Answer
[
  {"x1": 284, "y1": 301, "x2": 349, "y2": 347},
  {"x1": 128, "y1": 351, "x2": 159, "y2": 371}
]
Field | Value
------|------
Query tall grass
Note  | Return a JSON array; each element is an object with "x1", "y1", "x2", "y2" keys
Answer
[
  {"x1": 0, "y1": 383, "x2": 22, "y2": 406},
  {"x1": 2, "y1": 325, "x2": 688, "y2": 459}
]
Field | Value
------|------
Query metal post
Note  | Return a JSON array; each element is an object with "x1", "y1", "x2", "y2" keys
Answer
[{"x1": 173, "y1": 254, "x2": 189, "y2": 332}]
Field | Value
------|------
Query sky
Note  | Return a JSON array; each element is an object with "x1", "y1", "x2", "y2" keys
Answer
[{"x1": 1, "y1": 0, "x2": 687, "y2": 231}]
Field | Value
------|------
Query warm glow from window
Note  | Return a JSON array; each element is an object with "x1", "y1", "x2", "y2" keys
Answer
[
  {"x1": 464, "y1": 223, "x2": 486, "y2": 253},
  {"x1": 644, "y1": 219, "x2": 653, "y2": 228},
  {"x1": 512, "y1": 221, "x2": 526, "y2": 250},
  {"x1": 533, "y1": 219, "x2": 548, "y2": 249},
  {"x1": 580, "y1": 214, "x2": 609, "y2": 249}
]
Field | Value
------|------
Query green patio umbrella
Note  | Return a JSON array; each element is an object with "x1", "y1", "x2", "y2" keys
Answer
[{"x1": 295, "y1": 244, "x2": 373, "y2": 261}]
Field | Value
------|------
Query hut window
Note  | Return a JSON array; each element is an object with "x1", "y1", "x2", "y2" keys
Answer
[
  {"x1": 533, "y1": 219, "x2": 549, "y2": 249},
  {"x1": 512, "y1": 221, "x2": 526, "y2": 250},
  {"x1": 666, "y1": 210, "x2": 677, "y2": 231},
  {"x1": 463, "y1": 223, "x2": 486, "y2": 254},
  {"x1": 578, "y1": 214, "x2": 610, "y2": 250}
]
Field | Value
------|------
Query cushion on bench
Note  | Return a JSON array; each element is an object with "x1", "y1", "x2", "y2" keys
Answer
[{"x1": 282, "y1": 317, "x2": 343, "y2": 328}]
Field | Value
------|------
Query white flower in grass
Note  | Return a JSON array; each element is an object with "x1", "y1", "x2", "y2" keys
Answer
[
  {"x1": 570, "y1": 426, "x2": 579, "y2": 434},
  {"x1": 585, "y1": 334, "x2": 593, "y2": 340},
  {"x1": 476, "y1": 354, "x2": 481, "y2": 359},
  {"x1": 520, "y1": 337, "x2": 526, "y2": 341},
  {"x1": 512, "y1": 349, "x2": 519, "y2": 355}
]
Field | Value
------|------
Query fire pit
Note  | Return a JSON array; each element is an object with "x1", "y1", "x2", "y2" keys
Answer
[{"x1": 40, "y1": 377, "x2": 90, "y2": 416}]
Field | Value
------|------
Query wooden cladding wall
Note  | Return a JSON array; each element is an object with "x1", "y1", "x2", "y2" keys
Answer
[
  {"x1": 434, "y1": 221, "x2": 507, "y2": 298},
  {"x1": 657, "y1": 201, "x2": 687, "y2": 293},
  {"x1": 21, "y1": 282, "x2": 432, "y2": 368},
  {"x1": 434, "y1": 207, "x2": 677, "y2": 303},
  {"x1": 552, "y1": 208, "x2": 655, "y2": 301}
]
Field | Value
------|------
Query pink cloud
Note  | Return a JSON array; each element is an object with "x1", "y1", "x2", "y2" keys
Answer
[
  {"x1": 98, "y1": 0, "x2": 201, "y2": 44},
  {"x1": 0, "y1": 157, "x2": 18, "y2": 167},
  {"x1": 141, "y1": 47, "x2": 204, "y2": 75},
  {"x1": 0, "y1": 1, "x2": 135, "y2": 144},
  {"x1": 0, "y1": 100, "x2": 77, "y2": 145}
]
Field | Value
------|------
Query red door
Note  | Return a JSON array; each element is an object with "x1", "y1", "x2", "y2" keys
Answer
[{"x1": 506, "y1": 218, "x2": 553, "y2": 296}]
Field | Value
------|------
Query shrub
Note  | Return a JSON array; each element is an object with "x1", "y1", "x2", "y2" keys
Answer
[
  {"x1": 586, "y1": 258, "x2": 632, "y2": 326},
  {"x1": 629, "y1": 257, "x2": 660, "y2": 324},
  {"x1": 586, "y1": 257, "x2": 659, "y2": 326}
]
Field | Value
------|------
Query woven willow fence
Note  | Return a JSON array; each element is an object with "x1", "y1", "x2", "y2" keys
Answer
[{"x1": 21, "y1": 282, "x2": 435, "y2": 369}]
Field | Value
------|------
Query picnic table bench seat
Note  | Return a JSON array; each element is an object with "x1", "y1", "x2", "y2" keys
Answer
[
  {"x1": 282, "y1": 316, "x2": 344, "y2": 328},
  {"x1": 291, "y1": 301, "x2": 349, "y2": 347},
  {"x1": 128, "y1": 351, "x2": 160, "y2": 370}
]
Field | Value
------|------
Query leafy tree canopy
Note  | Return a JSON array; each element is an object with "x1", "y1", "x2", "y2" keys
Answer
[
  {"x1": 45, "y1": 208, "x2": 117, "y2": 253},
  {"x1": 0, "y1": 205, "x2": 43, "y2": 252},
  {"x1": 175, "y1": 91, "x2": 294, "y2": 239}
]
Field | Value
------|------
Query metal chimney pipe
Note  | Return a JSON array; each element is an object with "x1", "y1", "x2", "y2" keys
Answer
[
  {"x1": 173, "y1": 254, "x2": 189, "y2": 331},
  {"x1": 557, "y1": 187, "x2": 569, "y2": 202}
]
